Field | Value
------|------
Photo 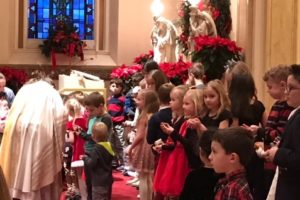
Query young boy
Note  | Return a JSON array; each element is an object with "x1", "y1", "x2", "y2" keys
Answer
[
  {"x1": 76, "y1": 92, "x2": 112, "y2": 200},
  {"x1": 107, "y1": 78, "x2": 126, "y2": 168},
  {"x1": 82, "y1": 122, "x2": 114, "y2": 200},
  {"x1": 244, "y1": 65, "x2": 294, "y2": 197},
  {"x1": 209, "y1": 127, "x2": 254, "y2": 200},
  {"x1": 186, "y1": 62, "x2": 205, "y2": 89}
]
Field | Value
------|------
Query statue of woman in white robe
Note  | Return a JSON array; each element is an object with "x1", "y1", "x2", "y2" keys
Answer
[{"x1": 151, "y1": 16, "x2": 179, "y2": 63}]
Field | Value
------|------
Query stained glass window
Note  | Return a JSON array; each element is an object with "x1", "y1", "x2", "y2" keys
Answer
[{"x1": 28, "y1": 0, "x2": 94, "y2": 40}]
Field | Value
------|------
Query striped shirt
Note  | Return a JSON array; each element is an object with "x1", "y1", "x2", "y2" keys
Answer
[{"x1": 108, "y1": 94, "x2": 126, "y2": 123}]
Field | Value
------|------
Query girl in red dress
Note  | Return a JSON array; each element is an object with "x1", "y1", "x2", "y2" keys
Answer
[{"x1": 157, "y1": 89, "x2": 204, "y2": 199}]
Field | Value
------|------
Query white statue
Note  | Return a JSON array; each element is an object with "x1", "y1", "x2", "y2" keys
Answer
[
  {"x1": 189, "y1": 6, "x2": 217, "y2": 38},
  {"x1": 151, "y1": 16, "x2": 179, "y2": 63}
]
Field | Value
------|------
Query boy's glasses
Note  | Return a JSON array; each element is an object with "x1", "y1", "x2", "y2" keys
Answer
[{"x1": 285, "y1": 86, "x2": 300, "y2": 93}]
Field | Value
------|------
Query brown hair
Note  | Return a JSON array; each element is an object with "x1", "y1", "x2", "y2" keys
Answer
[
  {"x1": 84, "y1": 92, "x2": 105, "y2": 107},
  {"x1": 212, "y1": 127, "x2": 254, "y2": 167},
  {"x1": 189, "y1": 62, "x2": 205, "y2": 79},
  {"x1": 158, "y1": 83, "x2": 174, "y2": 104},
  {"x1": 110, "y1": 78, "x2": 124, "y2": 89},
  {"x1": 263, "y1": 64, "x2": 290, "y2": 83},
  {"x1": 138, "y1": 89, "x2": 160, "y2": 122},
  {"x1": 149, "y1": 70, "x2": 169, "y2": 91}
]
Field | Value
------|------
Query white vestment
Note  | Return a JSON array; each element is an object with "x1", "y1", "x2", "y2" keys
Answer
[{"x1": 0, "y1": 80, "x2": 66, "y2": 200}]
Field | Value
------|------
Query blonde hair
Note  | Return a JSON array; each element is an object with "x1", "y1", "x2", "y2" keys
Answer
[
  {"x1": 92, "y1": 122, "x2": 108, "y2": 142},
  {"x1": 184, "y1": 89, "x2": 205, "y2": 118},
  {"x1": 171, "y1": 85, "x2": 189, "y2": 117},
  {"x1": 205, "y1": 80, "x2": 231, "y2": 119},
  {"x1": 65, "y1": 98, "x2": 82, "y2": 117}
]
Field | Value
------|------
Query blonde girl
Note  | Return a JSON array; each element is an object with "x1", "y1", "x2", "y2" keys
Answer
[
  {"x1": 153, "y1": 85, "x2": 189, "y2": 199},
  {"x1": 158, "y1": 89, "x2": 203, "y2": 198},
  {"x1": 128, "y1": 89, "x2": 159, "y2": 200},
  {"x1": 201, "y1": 79, "x2": 232, "y2": 129}
]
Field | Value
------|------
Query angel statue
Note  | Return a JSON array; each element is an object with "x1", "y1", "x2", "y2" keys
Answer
[
  {"x1": 189, "y1": 6, "x2": 217, "y2": 38},
  {"x1": 151, "y1": 16, "x2": 179, "y2": 63}
]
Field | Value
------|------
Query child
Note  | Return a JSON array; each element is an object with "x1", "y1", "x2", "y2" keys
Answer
[
  {"x1": 82, "y1": 122, "x2": 114, "y2": 200},
  {"x1": 76, "y1": 92, "x2": 112, "y2": 200},
  {"x1": 158, "y1": 89, "x2": 203, "y2": 198},
  {"x1": 201, "y1": 79, "x2": 232, "y2": 129},
  {"x1": 180, "y1": 129, "x2": 219, "y2": 200},
  {"x1": 265, "y1": 64, "x2": 300, "y2": 200},
  {"x1": 145, "y1": 69, "x2": 169, "y2": 91},
  {"x1": 65, "y1": 97, "x2": 87, "y2": 161},
  {"x1": 153, "y1": 85, "x2": 188, "y2": 200},
  {"x1": 209, "y1": 127, "x2": 254, "y2": 200},
  {"x1": 186, "y1": 62, "x2": 206, "y2": 89},
  {"x1": 107, "y1": 78, "x2": 126, "y2": 168},
  {"x1": 147, "y1": 83, "x2": 174, "y2": 149},
  {"x1": 227, "y1": 62, "x2": 267, "y2": 200},
  {"x1": 124, "y1": 72, "x2": 144, "y2": 121},
  {"x1": 0, "y1": 97, "x2": 9, "y2": 144},
  {"x1": 244, "y1": 65, "x2": 293, "y2": 197},
  {"x1": 128, "y1": 89, "x2": 160, "y2": 200}
]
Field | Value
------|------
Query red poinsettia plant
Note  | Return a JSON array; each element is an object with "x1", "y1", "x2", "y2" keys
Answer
[
  {"x1": 110, "y1": 64, "x2": 143, "y2": 80},
  {"x1": 159, "y1": 57, "x2": 192, "y2": 85},
  {"x1": 192, "y1": 36, "x2": 243, "y2": 81},
  {"x1": 110, "y1": 64, "x2": 143, "y2": 93},
  {"x1": 0, "y1": 67, "x2": 29, "y2": 93},
  {"x1": 133, "y1": 50, "x2": 154, "y2": 66}
]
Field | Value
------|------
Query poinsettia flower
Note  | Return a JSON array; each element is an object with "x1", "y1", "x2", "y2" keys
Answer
[{"x1": 212, "y1": 8, "x2": 221, "y2": 19}]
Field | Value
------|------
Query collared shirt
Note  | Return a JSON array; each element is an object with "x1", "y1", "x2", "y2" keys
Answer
[{"x1": 214, "y1": 170, "x2": 253, "y2": 200}]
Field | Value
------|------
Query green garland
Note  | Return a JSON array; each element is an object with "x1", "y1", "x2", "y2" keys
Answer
[{"x1": 210, "y1": 0, "x2": 232, "y2": 38}]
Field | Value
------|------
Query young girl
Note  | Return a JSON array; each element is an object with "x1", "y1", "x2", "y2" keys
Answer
[
  {"x1": 201, "y1": 79, "x2": 232, "y2": 129},
  {"x1": 227, "y1": 61, "x2": 267, "y2": 200},
  {"x1": 65, "y1": 97, "x2": 87, "y2": 161},
  {"x1": 146, "y1": 69, "x2": 169, "y2": 91},
  {"x1": 158, "y1": 89, "x2": 203, "y2": 198},
  {"x1": 153, "y1": 85, "x2": 188, "y2": 199},
  {"x1": 128, "y1": 89, "x2": 159, "y2": 200}
]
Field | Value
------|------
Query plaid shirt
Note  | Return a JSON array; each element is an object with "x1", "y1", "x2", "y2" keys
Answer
[
  {"x1": 214, "y1": 170, "x2": 253, "y2": 200},
  {"x1": 264, "y1": 101, "x2": 293, "y2": 144}
]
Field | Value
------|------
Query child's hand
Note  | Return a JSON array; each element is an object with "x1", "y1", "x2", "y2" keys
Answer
[
  {"x1": 73, "y1": 125, "x2": 83, "y2": 135},
  {"x1": 123, "y1": 120, "x2": 132, "y2": 127},
  {"x1": 80, "y1": 155, "x2": 87, "y2": 160},
  {"x1": 160, "y1": 122, "x2": 174, "y2": 135},
  {"x1": 242, "y1": 124, "x2": 259, "y2": 135},
  {"x1": 265, "y1": 146, "x2": 278, "y2": 162},
  {"x1": 152, "y1": 144, "x2": 163, "y2": 154}
]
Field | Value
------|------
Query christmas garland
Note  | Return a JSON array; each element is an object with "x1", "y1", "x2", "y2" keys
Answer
[
  {"x1": 177, "y1": 0, "x2": 191, "y2": 56},
  {"x1": 39, "y1": 21, "x2": 86, "y2": 69},
  {"x1": 210, "y1": 0, "x2": 232, "y2": 38}
]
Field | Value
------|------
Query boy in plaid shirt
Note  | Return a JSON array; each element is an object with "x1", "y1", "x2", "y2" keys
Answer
[{"x1": 209, "y1": 127, "x2": 254, "y2": 200}]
